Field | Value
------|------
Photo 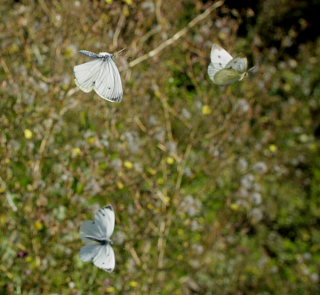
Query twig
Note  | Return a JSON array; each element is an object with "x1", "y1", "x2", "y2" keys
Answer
[
  {"x1": 6, "y1": 192, "x2": 17, "y2": 212},
  {"x1": 112, "y1": 5, "x2": 127, "y2": 49},
  {"x1": 32, "y1": 99, "x2": 79, "y2": 180},
  {"x1": 0, "y1": 58, "x2": 14, "y2": 83},
  {"x1": 128, "y1": 0, "x2": 224, "y2": 68}
]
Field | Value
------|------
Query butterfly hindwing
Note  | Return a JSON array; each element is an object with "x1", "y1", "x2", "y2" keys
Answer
[
  {"x1": 213, "y1": 68, "x2": 243, "y2": 85},
  {"x1": 80, "y1": 244, "x2": 100, "y2": 262},
  {"x1": 93, "y1": 244, "x2": 115, "y2": 272},
  {"x1": 74, "y1": 59, "x2": 103, "y2": 93}
]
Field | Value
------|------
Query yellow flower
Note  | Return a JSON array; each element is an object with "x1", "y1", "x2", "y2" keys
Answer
[
  {"x1": 202, "y1": 105, "x2": 212, "y2": 115},
  {"x1": 230, "y1": 203, "x2": 240, "y2": 211},
  {"x1": 178, "y1": 229, "x2": 184, "y2": 236},
  {"x1": 125, "y1": 0, "x2": 133, "y2": 5},
  {"x1": 166, "y1": 157, "x2": 175, "y2": 165},
  {"x1": 64, "y1": 47, "x2": 75, "y2": 58},
  {"x1": 147, "y1": 168, "x2": 156, "y2": 175},
  {"x1": 129, "y1": 281, "x2": 138, "y2": 287},
  {"x1": 105, "y1": 0, "x2": 113, "y2": 3},
  {"x1": 269, "y1": 144, "x2": 278, "y2": 152},
  {"x1": 0, "y1": 215, "x2": 6, "y2": 224},
  {"x1": 0, "y1": 186, "x2": 6, "y2": 193},
  {"x1": 9, "y1": 44, "x2": 19, "y2": 54},
  {"x1": 88, "y1": 137, "x2": 96, "y2": 144},
  {"x1": 164, "y1": 196, "x2": 170, "y2": 204},
  {"x1": 157, "y1": 177, "x2": 164, "y2": 184},
  {"x1": 34, "y1": 220, "x2": 43, "y2": 231},
  {"x1": 24, "y1": 129, "x2": 33, "y2": 139},
  {"x1": 117, "y1": 182, "x2": 124, "y2": 190},
  {"x1": 106, "y1": 287, "x2": 115, "y2": 293},
  {"x1": 124, "y1": 6, "x2": 130, "y2": 16},
  {"x1": 124, "y1": 161, "x2": 133, "y2": 169},
  {"x1": 72, "y1": 147, "x2": 81, "y2": 156},
  {"x1": 33, "y1": 256, "x2": 41, "y2": 268},
  {"x1": 26, "y1": 256, "x2": 32, "y2": 263},
  {"x1": 309, "y1": 143, "x2": 318, "y2": 152}
]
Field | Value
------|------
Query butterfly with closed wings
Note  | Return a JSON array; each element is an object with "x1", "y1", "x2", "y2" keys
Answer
[
  {"x1": 208, "y1": 44, "x2": 254, "y2": 85},
  {"x1": 74, "y1": 50, "x2": 123, "y2": 103},
  {"x1": 80, "y1": 205, "x2": 115, "y2": 272}
]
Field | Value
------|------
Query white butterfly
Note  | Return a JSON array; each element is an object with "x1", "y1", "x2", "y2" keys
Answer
[
  {"x1": 208, "y1": 44, "x2": 254, "y2": 85},
  {"x1": 80, "y1": 205, "x2": 115, "y2": 272},
  {"x1": 74, "y1": 50, "x2": 123, "y2": 103}
]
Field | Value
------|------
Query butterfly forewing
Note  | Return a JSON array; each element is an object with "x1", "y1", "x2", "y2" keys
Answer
[
  {"x1": 74, "y1": 59, "x2": 103, "y2": 93},
  {"x1": 94, "y1": 205, "x2": 115, "y2": 240},
  {"x1": 210, "y1": 44, "x2": 233, "y2": 66},
  {"x1": 225, "y1": 57, "x2": 248, "y2": 72},
  {"x1": 80, "y1": 220, "x2": 104, "y2": 242},
  {"x1": 208, "y1": 44, "x2": 233, "y2": 82}
]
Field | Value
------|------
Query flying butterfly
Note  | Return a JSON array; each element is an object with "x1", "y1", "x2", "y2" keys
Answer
[
  {"x1": 74, "y1": 50, "x2": 123, "y2": 103},
  {"x1": 208, "y1": 44, "x2": 254, "y2": 85},
  {"x1": 79, "y1": 205, "x2": 115, "y2": 272}
]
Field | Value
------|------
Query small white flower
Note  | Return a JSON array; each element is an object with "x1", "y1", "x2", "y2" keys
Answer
[
  {"x1": 238, "y1": 158, "x2": 248, "y2": 171},
  {"x1": 251, "y1": 208, "x2": 263, "y2": 221},
  {"x1": 241, "y1": 174, "x2": 255, "y2": 189},
  {"x1": 182, "y1": 108, "x2": 191, "y2": 119},
  {"x1": 235, "y1": 99, "x2": 250, "y2": 112},
  {"x1": 181, "y1": 195, "x2": 202, "y2": 217},
  {"x1": 253, "y1": 162, "x2": 268, "y2": 174},
  {"x1": 252, "y1": 192, "x2": 262, "y2": 205}
]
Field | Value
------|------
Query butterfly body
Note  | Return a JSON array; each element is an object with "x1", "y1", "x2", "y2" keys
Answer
[
  {"x1": 74, "y1": 50, "x2": 123, "y2": 102},
  {"x1": 208, "y1": 44, "x2": 252, "y2": 85},
  {"x1": 85, "y1": 236, "x2": 113, "y2": 245}
]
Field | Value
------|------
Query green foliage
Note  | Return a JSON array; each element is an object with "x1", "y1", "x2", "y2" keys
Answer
[{"x1": 0, "y1": 0, "x2": 320, "y2": 294}]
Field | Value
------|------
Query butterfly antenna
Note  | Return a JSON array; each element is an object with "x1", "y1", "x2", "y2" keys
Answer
[
  {"x1": 248, "y1": 66, "x2": 257, "y2": 73},
  {"x1": 114, "y1": 48, "x2": 126, "y2": 57}
]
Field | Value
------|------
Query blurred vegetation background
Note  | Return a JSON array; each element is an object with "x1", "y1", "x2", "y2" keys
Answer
[{"x1": 1, "y1": 0, "x2": 320, "y2": 294}]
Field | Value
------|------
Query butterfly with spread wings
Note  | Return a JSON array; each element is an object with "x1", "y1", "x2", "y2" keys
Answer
[
  {"x1": 80, "y1": 205, "x2": 115, "y2": 272},
  {"x1": 74, "y1": 50, "x2": 123, "y2": 103}
]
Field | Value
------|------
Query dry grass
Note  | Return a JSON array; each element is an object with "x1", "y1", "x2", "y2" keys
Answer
[{"x1": 1, "y1": 0, "x2": 320, "y2": 294}]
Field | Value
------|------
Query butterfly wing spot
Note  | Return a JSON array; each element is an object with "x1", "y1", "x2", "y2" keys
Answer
[{"x1": 218, "y1": 55, "x2": 221, "y2": 58}]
